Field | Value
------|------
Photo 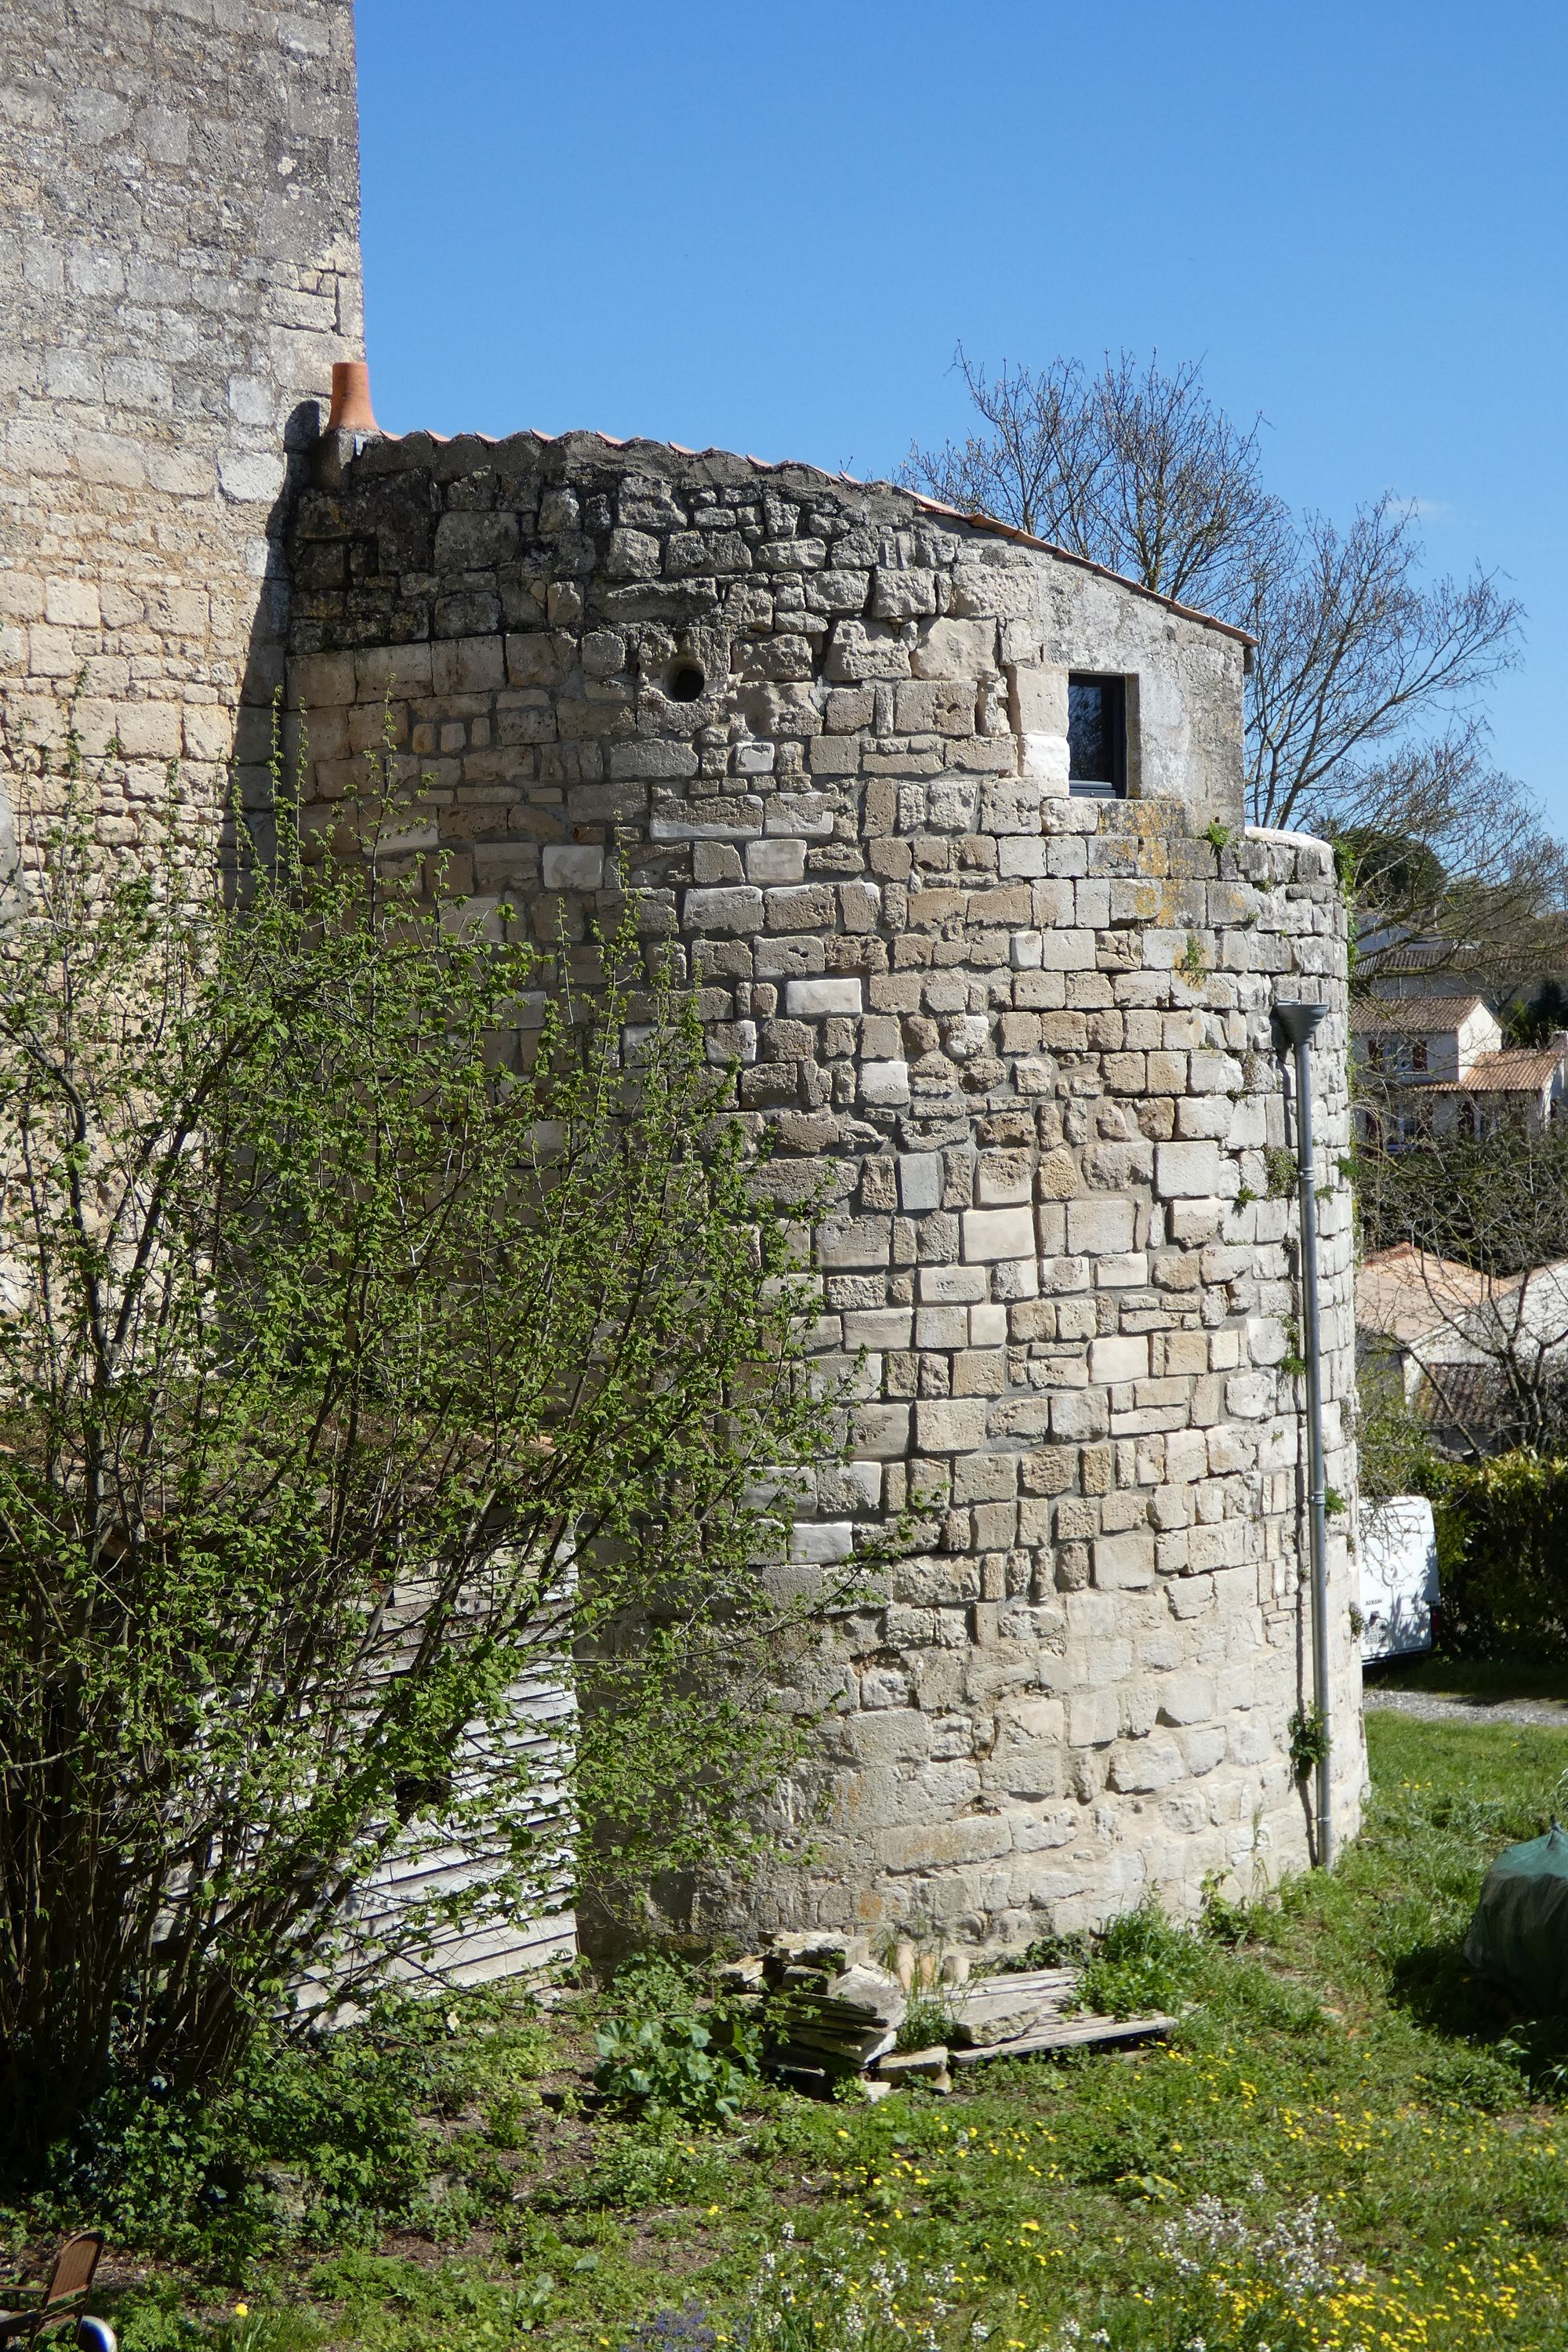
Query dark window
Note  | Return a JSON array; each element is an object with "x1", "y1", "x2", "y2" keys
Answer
[
  {"x1": 1410, "y1": 1039, "x2": 1428, "y2": 1073},
  {"x1": 1067, "y1": 673, "x2": 1127, "y2": 797}
]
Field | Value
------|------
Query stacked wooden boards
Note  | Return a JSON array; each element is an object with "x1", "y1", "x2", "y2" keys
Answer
[{"x1": 726, "y1": 1938, "x2": 1173, "y2": 2094}]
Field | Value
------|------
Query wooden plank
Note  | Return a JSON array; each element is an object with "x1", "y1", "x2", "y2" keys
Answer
[
  {"x1": 953, "y1": 1966, "x2": 1078, "y2": 2008},
  {"x1": 949, "y1": 1968, "x2": 1077, "y2": 2022},
  {"x1": 949, "y1": 2010, "x2": 1174, "y2": 2063}
]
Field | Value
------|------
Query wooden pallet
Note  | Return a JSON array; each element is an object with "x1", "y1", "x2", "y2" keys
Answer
[
  {"x1": 948, "y1": 2009, "x2": 1174, "y2": 2064},
  {"x1": 942, "y1": 1968, "x2": 1171, "y2": 2064}
]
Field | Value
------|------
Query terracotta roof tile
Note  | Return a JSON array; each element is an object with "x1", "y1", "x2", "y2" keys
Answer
[
  {"x1": 1421, "y1": 1049, "x2": 1563, "y2": 1093},
  {"x1": 1350, "y1": 996, "x2": 1490, "y2": 1033}
]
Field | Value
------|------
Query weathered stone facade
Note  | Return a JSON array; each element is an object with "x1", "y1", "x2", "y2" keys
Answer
[
  {"x1": 0, "y1": 0, "x2": 361, "y2": 861},
  {"x1": 285, "y1": 430, "x2": 1365, "y2": 1944}
]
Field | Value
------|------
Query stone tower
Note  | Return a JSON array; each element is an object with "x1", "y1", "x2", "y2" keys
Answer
[
  {"x1": 0, "y1": 0, "x2": 362, "y2": 862},
  {"x1": 286, "y1": 430, "x2": 1365, "y2": 1947}
]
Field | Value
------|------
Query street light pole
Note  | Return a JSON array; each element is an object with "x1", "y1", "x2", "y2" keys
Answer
[{"x1": 1273, "y1": 997, "x2": 1334, "y2": 1868}]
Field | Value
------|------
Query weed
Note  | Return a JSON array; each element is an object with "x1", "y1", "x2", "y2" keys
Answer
[
  {"x1": 1075, "y1": 1904, "x2": 1207, "y2": 2020},
  {"x1": 1279, "y1": 1314, "x2": 1308, "y2": 1378},
  {"x1": 617, "y1": 2307, "x2": 717, "y2": 2352},
  {"x1": 1265, "y1": 1144, "x2": 1299, "y2": 1198},
  {"x1": 1288, "y1": 1704, "x2": 1330, "y2": 1779},
  {"x1": 895, "y1": 1993, "x2": 959, "y2": 2054},
  {"x1": 593, "y1": 2014, "x2": 760, "y2": 2128}
]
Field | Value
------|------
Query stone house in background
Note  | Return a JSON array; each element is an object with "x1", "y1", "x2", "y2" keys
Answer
[
  {"x1": 1, "y1": 1, "x2": 1363, "y2": 1963},
  {"x1": 1352, "y1": 996, "x2": 1568, "y2": 1138}
]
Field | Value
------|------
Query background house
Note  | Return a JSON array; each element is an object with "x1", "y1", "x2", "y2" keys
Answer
[
  {"x1": 1352, "y1": 996, "x2": 1568, "y2": 1135},
  {"x1": 1358, "y1": 1240, "x2": 1568, "y2": 1453}
]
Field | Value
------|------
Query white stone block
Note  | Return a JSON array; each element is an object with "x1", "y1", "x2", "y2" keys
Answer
[
  {"x1": 1108, "y1": 1737, "x2": 1186, "y2": 1794},
  {"x1": 962, "y1": 1206, "x2": 1036, "y2": 1261},
  {"x1": 542, "y1": 844, "x2": 604, "y2": 891},
  {"x1": 789, "y1": 1520, "x2": 857, "y2": 1563},
  {"x1": 1065, "y1": 1197, "x2": 1136, "y2": 1254},
  {"x1": 1011, "y1": 929, "x2": 1044, "y2": 968},
  {"x1": 684, "y1": 886, "x2": 764, "y2": 933},
  {"x1": 218, "y1": 450, "x2": 285, "y2": 504},
  {"x1": 746, "y1": 837, "x2": 806, "y2": 883},
  {"x1": 898, "y1": 1152, "x2": 944, "y2": 1211},
  {"x1": 764, "y1": 797, "x2": 837, "y2": 837},
  {"x1": 1155, "y1": 1141, "x2": 1225, "y2": 1198},
  {"x1": 854, "y1": 1403, "x2": 913, "y2": 1457},
  {"x1": 786, "y1": 977, "x2": 863, "y2": 1016},
  {"x1": 920, "y1": 1265, "x2": 989, "y2": 1303},
  {"x1": 1158, "y1": 1671, "x2": 1215, "y2": 1726},
  {"x1": 45, "y1": 577, "x2": 99, "y2": 627},
  {"x1": 1034, "y1": 927, "x2": 1096, "y2": 970},
  {"x1": 1181, "y1": 1725, "x2": 1229, "y2": 1775},
  {"x1": 844, "y1": 1310, "x2": 914, "y2": 1348},
  {"x1": 1093, "y1": 1531, "x2": 1156, "y2": 1588},
  {"x1": 1089, "y1": 1335, "x2": 1149, "y2": 1384},
  {"x1": 1069, "y1": 1689, "x2": 1119, "y2": 1747},
  {"x1": 1022, "y1": 731, "x2": 1070, "y2": 787},
  {"x1": 915, "y1": 1398, "x2": 990, "y2": 1453},
  {"x1": 861, "y1": 1060, "x2": 910, "y2": 1105}
]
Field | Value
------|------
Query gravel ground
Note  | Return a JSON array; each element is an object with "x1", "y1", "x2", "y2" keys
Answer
[{"x1": 1363, "y1": 1685, "x2": 1568, "y2": 1730}]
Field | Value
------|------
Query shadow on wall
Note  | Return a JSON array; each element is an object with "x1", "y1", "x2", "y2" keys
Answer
[{"x1": 228, "y1": 397, "x2": 328, "y2": 876}]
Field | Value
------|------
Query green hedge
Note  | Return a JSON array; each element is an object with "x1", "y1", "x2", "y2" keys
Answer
[{"x1": 1419, "y1": 1452, "x2": 1568, "y2": 1660}]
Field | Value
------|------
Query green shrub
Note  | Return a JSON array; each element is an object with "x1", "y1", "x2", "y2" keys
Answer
[
  {"x1": 1421, "y1": 1450, "x2": 1568, "y2": 1660},
  {"x1": 16, "y1": 1984, "x2": 550, "y2": 2267},
  {"x1": 0, "y1": 739, "x2": 855, "y2": 2173}
]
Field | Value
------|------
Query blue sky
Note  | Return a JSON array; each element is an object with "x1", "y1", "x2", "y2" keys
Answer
[{"x1": 357, "y1": 0, "x2": 1566, "y2": 829}]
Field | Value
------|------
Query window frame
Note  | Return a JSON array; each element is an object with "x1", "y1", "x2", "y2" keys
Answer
[{"x1": 1066, "y1": 672, "x2": 1128, "y2": 799}]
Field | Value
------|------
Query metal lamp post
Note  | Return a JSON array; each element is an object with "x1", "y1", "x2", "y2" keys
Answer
[{"x1": 1273, "y1": 997, "x2": 1334, "y2": 1868}]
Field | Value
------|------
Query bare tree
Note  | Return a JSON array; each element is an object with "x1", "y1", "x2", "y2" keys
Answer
[
  {"x1": 1359, "y1": 1109, "x2": 1568, "y2": 1456},
  {"x1": 1242, "y1": 495, "x2": 1521, "y2": 833},
  {"x1": 902, "y1": 350, "x2": 1527, "y2": 877},
  {"x1": 904, "y1": 348, "x2": 1284, "y2": 616},
  {"x1": 1336, "y1": 731, "x2": 1568, "y2": 982}
]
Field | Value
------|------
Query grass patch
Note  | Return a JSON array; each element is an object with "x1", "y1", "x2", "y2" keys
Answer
[{"x1": 10, "y1": 1711, "x2": 1568, "y2": 2351}]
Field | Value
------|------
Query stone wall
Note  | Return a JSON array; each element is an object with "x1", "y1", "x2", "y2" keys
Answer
[
  {"x1": 0, "y1": 0, "x2": 362, "y2": 864},
  {"x1": 285, "y1": 429, "x2": 1364, "y2": 1949}
]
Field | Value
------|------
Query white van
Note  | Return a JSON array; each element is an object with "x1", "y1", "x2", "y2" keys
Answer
[{"x1": 1358, "y1": 1497, "x2": 1439, "y2": 1661}]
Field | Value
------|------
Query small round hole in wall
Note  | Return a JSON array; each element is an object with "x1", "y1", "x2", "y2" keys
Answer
[{"x1": 668, "y1": 660, "x2": 706, "y2": 702}]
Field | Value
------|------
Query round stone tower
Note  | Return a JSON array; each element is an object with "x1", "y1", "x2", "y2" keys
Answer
[{"x1": 287, "y1": 427, "x2": 1365, "y2": 1947}]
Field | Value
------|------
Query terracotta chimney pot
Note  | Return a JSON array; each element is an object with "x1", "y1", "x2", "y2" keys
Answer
[{"x1": 327, "y1": 360, "x2": 380, "y2": 435}]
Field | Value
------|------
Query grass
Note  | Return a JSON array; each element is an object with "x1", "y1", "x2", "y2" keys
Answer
[{"x1": 19, "y1": 1711, "x2": 1568, "y2": 2352}]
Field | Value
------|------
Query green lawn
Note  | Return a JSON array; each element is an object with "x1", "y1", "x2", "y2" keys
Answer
[{"x1": 56, "y1": 1713, "x2": 1568, "y2": 2352}]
